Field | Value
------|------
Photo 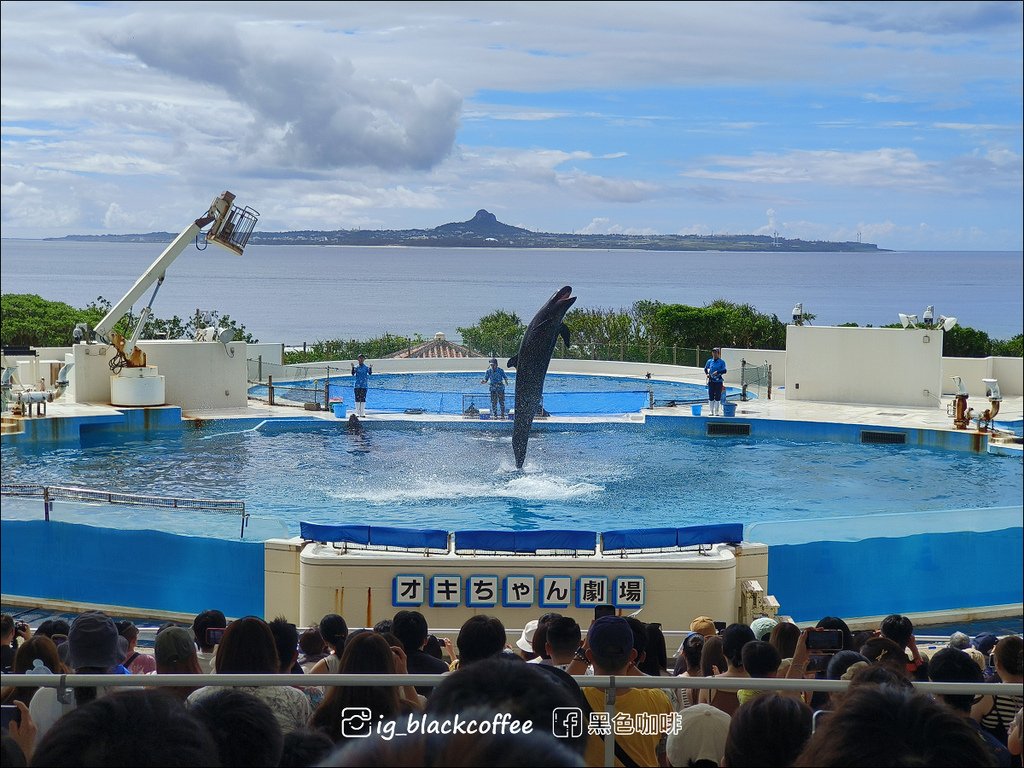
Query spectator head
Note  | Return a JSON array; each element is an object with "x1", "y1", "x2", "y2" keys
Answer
[
  {"x1": 13, "y1": 634, "x2": 61, "y2": 674},
  {"x1": 680, "y1": 631, "x2": 705, "y2": 670},
  {"x1": 423, "y1": 634, "x2": 444, "y2": 661},
  {"x1": 795, "y1": 684, "x2": 992, "y2": 767},
  {"x1": 532, "y1": 612, "x2": 562, "y2": 658},
  {"x1": 826, "y1": 650, "x2": 870, "y2": 681},
  {"x1": 298, "y1": 627, "x2": 326, "y2": 657},
  {"x1": 724, "y1": 694, "x2": 812, "y2": 768},
  {"x1": 34, "y1": 618, "x2": 71, "y2": 639},
  {"x1": 189, "y1": 688, "x2": 284, "y2": 767},
  {"x1": 928, "y1": 647, "x2": 983, "y2": 713},
  {"x1": 0, "y1": 614, "x2": 13, "y2": 643},
  {"x1": 215, "y1": 616, "x2": 279, "y2": 675},
  {"x1": 973, "y1": 633, "x2": 999, "y2": 657},
  {"x1": 640, "y1": 622, "x2": 668, "y2": 676},
  {"x1": 268, "y1": 617, "x2": 299, "y2": 673},
  {"x1": 68, "y1": 612, "x2": 121, "y2": 671},
  {"x1": 192, "y1": 610, "x2": 227, "y2": 653},
  {"x1": 516, "y1": 619, "x2": 539, "y2": 656},
  {"x1": 115, "y1": 620, "x2": 139, "y2": 645},
  {"x1": 545, "y1": 616, "x2": 582, "y2": 659},
  {"x1": 741, "y1": 640, "x2": 782, "y2": 678},
  {"x1": 879, "y1": 614, "x2": 914, "y2": 649},
  {"x1": 769, "y1": 621, "x2": 801, "y2": 660},
  {"x1": 32, "y1": 689, "x2": 219, "y2": 767},
  {"x1": 816, "y1": 617, "x2": 854, "y2": 651},
  {"x1": 689, "y1": 616, "x2": 717, "y2": 638},
  {"x1": 456, "y1": 615, "x2": 506, "y2": 666},
  {"x1": 846, "y1": 662, "x2": 913, "y2": 692},
  {"x1": 700, "y1": 635, "x2": 728, "y2": 677},
  {"x1": 666, "y1": 703, "x2": 730, "y2": 768},
  {"x1": 948, "y1": 631, "x2": 972, "y2": 650},
  {"x1": 372, "y1": 618, "x2": 393, "y2": 635},
  {"x1": 624, "y1": 617, "x2": 649, "y2": 665},
  {"x1": 278, "y1": 729, "x2": 334, "y2": 768},
  {"x1": 859, "y1": 636, "x2": 907, "y2": 672},
  {"x1": 427, "y1": 656, "x2": 587, "y2": 755},
  {"x1": 393, "y1": 610, "x2": 430, "y2": 655},
  {"x1": 750, "y1": 616, "x2": 778, "y2": 642},
  {"x1": 318, "y1": 613, "x2": 349, "y2": 652},
  {"x1": 154, "y1": 626, "x2": 200, "y2": 672},
  {"x1": 587, "y1": 616, "x2": 634, "y2": 673},
  {"x1": 721, "y1": 623, "x2": 756, "y2": 670},
  {"x1": 994, "y1": 635, "x2": 1023, "y2": 677}
]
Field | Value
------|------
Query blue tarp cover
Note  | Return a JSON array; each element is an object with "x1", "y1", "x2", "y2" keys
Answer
[
  {"x1": 455, "y1": 529, "x2": 597, "y2": 553},
  {"x1": 300, "y1": 523, "x2": 447, "y2": 549},
  {"x1": 602, "y1": 527, "x2": 677, "y2": 550},
  {"x1": 677, "y1": 523, "x2": 744, "y2": 547}
]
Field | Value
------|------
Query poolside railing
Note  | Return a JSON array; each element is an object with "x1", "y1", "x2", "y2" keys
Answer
[{"x1": 1, "y1": 483, "x2": 250, "y2": 538}]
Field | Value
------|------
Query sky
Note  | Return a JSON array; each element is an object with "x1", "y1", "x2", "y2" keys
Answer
[{"x1": 1, "y1": 1, "x2": 1022, "y2": 251}]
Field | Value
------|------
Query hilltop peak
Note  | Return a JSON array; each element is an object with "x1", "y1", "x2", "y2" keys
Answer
[{"x1": 432, "y1": 210, "x2": 531, "y2": 237}]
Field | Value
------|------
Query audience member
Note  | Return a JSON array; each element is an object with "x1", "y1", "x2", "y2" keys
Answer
[
  {"x1": 769, "y1": 621, "x2": 801, "y2": 662},
  {"x1": 689, "y1": 616, "x2": 718, "y2": 639},
  {"x1": 736, "y1": 641, "x2": 783, "y2": 705},
  {"x1": 297, "y1": 627, "x2": 328, "y2": 673},
  {"x1": 581, "y1": 616, "x2": 671, "y2": 766},
  {"x1": 427, "y1": 655, "x2": 588, "y2": 756},
  {"x1": 640, "y1": 622, "x2": 670, "y2": 677},
  {"x1": 307, "y1": 614, "x2": 349, "y2": 676},
  {"x1": 33, "y1": 619, "x2": 70, "y2": 642},
  {"x1": 749, "y1": 616, "x2": 778, "y2": 642},
  {"x1": 152, "y1": 625, "x2": 203, "y2": 701},
  {"x1": 880, "y1": 614, "x2": 926, "y2": 680},
  {"x1": 1, "y1": 614, "x2": 17, "y2": 673},
  {"x1": 269, "y1": 617, "x2": 303, "y2": 675},
  {"x1": 456, "y1": 615, "x2": 507, "y2": 667},
  {"x1": 699, "y1": 635, "x2": 728, "y2": 679},
  {"x1": 29, "y1": 611, "x2": 125, "y2": 742},
  {"x1": 795, "y1": 683, "x2": 996, "y2": 767},
  {"x1": 673, "y1": 631, "x2": 705, "y2": 710},
  {"x1": 392, "y1": 610, "x2": 450, "y2": 694},
  {"x1": 187, "y1": 616, "x2": 312, "y2": 733},
  {"x1": 32, "y1": 689, "x2": 220, "y2": 767},
  {"x1": 972, "y1": 636, "x2": 1024, "y2": 750},
  {"x1": 192, "y1": 609, "x2": 227, "y2": 675},
  {"x1": 951, "y1": 631, "x2": 974, "y2": 650},
  {"x1": 1, "y1": 635, "x2": 63, "y2": 707},
  {"x1": 665, "y1": 703, "x2": 730, "y2": 767},
  {"x1": 116, "y1": 620, "x2": 157, "y2": 675},
  {"x1": 310, "y1": 630, "x2": 422, "y2": 743},
  {"x1": 516, "y1": 619, "x2": 540, "y2": 661},
  {"x1": 624, "y1": 616, "x2": 651, "y2": 673},
  {"x1": 278, "y1": 728, "x2": 335, "y2": 768},
  {"x1": 190, "y1": 688, "x2": 284, "y2": 767},
  {"x1": 1009, "y1": 707, "x2": 1023, "y2": 759},
  {"x1": 531, "y1": 612, "x2": 564, "y2": 662},
  {"x1": 372, "y1": 618, "x2": 394, "y2": 635},
  {"x1": 929, "y1": 647, "x2": 1012, "y2": 767},
  {"x1": 723, "y1": 693, "x2": 812, "y2": 767},
  {"x1": 859, "y1": 636, "x2": 908, "y2": 674},
  {"x1": 544, "y1": 615, "x2": 583, "y2": 670},
  {"x1": 699, "y1": 623, "x2": 754, "y2": 716}
]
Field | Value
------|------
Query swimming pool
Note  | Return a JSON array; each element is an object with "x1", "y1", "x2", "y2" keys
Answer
[
  {"x1": 3, "y1": 418, "x2": 1019, "y2": 537},
  {"x1": 250, "y1": 372, "x2": 729, "y2": 415}
]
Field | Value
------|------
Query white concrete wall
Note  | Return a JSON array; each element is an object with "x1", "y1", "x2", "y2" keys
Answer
[
  {"x1": 246, "y1": 343, "x2": 285, "y2": 367},
  {"x1": 69, "y1": 340, "x2": 248, "y2": 410},
  {"x1": 785, "y1": 326, "x2": 943, "y2": 407}
]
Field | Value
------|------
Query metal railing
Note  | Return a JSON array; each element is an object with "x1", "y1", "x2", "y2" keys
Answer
[
  {"x1": 2, "y1": 672, "x2": 1019, "y2": 768},
  {"x1": 0, "y1": 484, "x2": 249, "y2": 538}
]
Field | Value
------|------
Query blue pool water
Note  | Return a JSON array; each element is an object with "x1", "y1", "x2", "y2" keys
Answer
[
  {"x1": 3, "y1": 419, "x2": 1020, "y2": 537},
  {"x1": 252, "y1": 372, "x2": 729, "y2": 415}
]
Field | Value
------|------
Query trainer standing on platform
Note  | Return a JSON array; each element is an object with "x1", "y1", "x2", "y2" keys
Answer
[
  {"x1": 352, "y1": 353, "x2": 372, "y2": 417},
  {"x1": 704, "y1": 347, "x2": 727, "y2": 416},
  {"x1": 482, "y1": 357, "x2": 509, "y2": 419}
]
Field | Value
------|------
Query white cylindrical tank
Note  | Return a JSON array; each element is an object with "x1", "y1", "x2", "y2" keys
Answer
[{"x1": 110, "y1": 367, "x2": 165, "y2": 406}]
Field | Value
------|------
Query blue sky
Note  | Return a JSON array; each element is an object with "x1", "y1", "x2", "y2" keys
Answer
[{"x1": 1, "y1": 1, "x2": 1021, "y2": 250}]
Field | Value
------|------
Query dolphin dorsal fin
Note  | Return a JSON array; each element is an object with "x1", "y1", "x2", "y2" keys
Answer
[
  {"x1": 507, "y1": 355, "x2": 518, "y2": 369},
  {"x1": 559, "y1": 323, "x2": 570, "y2": 348}
]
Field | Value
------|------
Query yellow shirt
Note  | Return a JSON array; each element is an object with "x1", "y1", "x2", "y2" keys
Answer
[{"x1": 582, "y1": 686, "x2": 672, "y2": 767}]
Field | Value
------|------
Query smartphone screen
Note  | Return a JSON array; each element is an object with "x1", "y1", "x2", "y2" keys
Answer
[
  {"x1": 206, "y1": 627, "x2": 226, "y2": 645},
  {"x1": 594, "y1": 604, "x2": 616, "y2": 620},
  {"x1": 0, "y1": 705, "x2": 20, "y2": 731},
  {"x1": 807, "y1": 629, "x2": 843, "y2": 650}
]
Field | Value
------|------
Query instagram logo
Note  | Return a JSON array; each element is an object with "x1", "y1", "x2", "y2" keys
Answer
[
  {"x1": 340, "y1": 707, "x2": 373, "y2": 739},
  {"x1": 552, "y1": 707, "x2": 584, "y2": 739}
]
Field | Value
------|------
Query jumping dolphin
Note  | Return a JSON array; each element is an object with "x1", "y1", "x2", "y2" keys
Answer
[{"x1": 508, "y1": 285, "x2": 577, "y2": 468}]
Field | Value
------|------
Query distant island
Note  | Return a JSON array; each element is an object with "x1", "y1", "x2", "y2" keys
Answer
[{"x1": 46, "y1": 209, "x2": 884, "y2": 252}]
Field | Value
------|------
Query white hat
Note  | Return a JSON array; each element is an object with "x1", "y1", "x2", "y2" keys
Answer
[
  {"x1": 516, "y1": 619, "x2": 539, "y2": 653},
  {"x1": 666, "y1": 704, "x2": 730, "y2": 767}
]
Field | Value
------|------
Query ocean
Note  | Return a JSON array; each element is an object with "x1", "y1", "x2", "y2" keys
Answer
[{"x1": 0, "y1": 240, "x2": 1021, "y2": 343}]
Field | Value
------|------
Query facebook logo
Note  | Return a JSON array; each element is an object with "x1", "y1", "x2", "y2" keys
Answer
[{"x1": 552, "y1": 707, "x2": 584, "y2": 739}]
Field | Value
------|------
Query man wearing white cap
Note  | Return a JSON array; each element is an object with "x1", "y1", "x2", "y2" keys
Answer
[{"x1": 666, "y1": 703, "x2": 731, "y2": 767}]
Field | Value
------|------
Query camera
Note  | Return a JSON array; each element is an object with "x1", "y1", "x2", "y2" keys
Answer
[
  {"x1": 1, "y1": 705, "x2": 20, "y2": 731},
  {"x1": 806, "y1": 628, "x2": 843, "y2": 651},
  {"x1": 15, "y1": 622, "x2": 29, "y2": 632}
]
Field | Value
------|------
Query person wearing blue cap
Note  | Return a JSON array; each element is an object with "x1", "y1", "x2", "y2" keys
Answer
[
  {"x1": 481, "y1": 358, "x2": 509, "y2": 419},
  {"x1": 351, "y1": 354, "x2": 373, "y2": 417},
  {"x1": 580, "y1": 616, "x2": 672, "y2": 767}
]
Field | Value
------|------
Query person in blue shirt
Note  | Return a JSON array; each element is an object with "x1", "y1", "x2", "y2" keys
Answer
[
  {"x1": 704, "y1": 347, "x2": 727, "y2": 416},
  {"x1": 481, "y1": 358, "x2": 509, "y2": 419},
  {"x1": 351, "y1": 354, "x2": 372, "y2": 417}
]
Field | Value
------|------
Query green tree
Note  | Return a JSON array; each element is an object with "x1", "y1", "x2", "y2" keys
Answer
[
  {"x1": 457, "y1": 310, "x2": 524, "y2": 358},
  {"x1": 1, "y1": 294, "x2": 104, "y2": 347}
]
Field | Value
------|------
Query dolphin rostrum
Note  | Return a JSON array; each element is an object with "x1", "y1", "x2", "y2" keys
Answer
[{"x1": 507, "y1": 285, "x2": 577, "y2": 468}]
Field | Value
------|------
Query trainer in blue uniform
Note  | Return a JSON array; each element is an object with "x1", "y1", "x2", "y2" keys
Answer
[
  {"x1": 481, "y1": 357, "x2": 509, "y2": 419},
  {"x1": 704, "y1": 347, "x2": 727, "y2": 416},
  {"x1": 351, "y1": 353, "x2": 372, "y2": 417}
]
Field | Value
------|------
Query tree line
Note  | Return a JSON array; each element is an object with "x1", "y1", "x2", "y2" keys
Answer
[{"x1": 2, "y1": 293, "x2": 1020, "y2": 363}]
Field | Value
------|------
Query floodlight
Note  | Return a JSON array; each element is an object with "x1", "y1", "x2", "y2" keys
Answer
[
  {"x1": 940, "y1": 316, "x2": 957, "y2": 331},
  {"x1": 982, "y1": 378, "x2": 1002, "y2": 401},
  {"x1": 923, "y1": 305, "x2": 934, "y2": 325},
  {"x1": 898, "y1": 313, "x2": 917, "y2": 329},
  {"x1": 951, "y1": 376, "x2": 968, "y2": 396}
]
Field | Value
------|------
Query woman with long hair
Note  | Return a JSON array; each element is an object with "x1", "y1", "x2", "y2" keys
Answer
[
  {"x1": 1, "y1": 635, "x2": 65, "y2": 706},
  {"x1": 310, "y1": 630, "x2": 423, "y2": 743}
]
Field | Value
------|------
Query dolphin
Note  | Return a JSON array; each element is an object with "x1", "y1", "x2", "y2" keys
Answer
[{"x1": 507, "y1": 285, "x2": 577, "y2": 468}]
